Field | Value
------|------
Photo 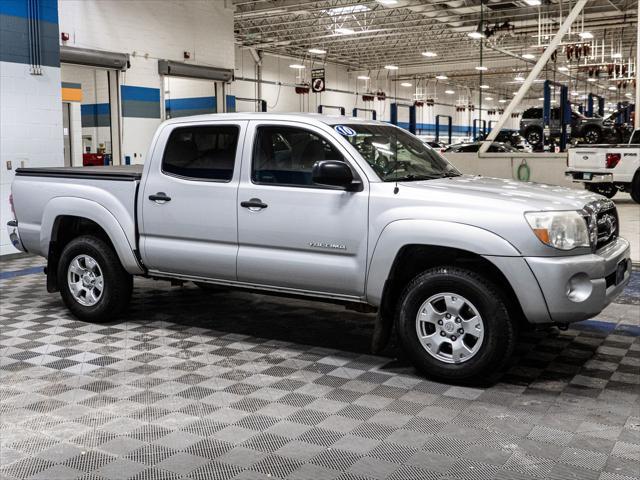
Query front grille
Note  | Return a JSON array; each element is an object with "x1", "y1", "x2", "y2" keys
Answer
[{"x1": 584, "y1": 199, "x2": 619, "y2": 250}]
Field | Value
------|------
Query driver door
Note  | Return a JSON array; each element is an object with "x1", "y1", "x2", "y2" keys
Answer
[{"x1": 236, "y1": 121, "x2": 369, "y2": 298}]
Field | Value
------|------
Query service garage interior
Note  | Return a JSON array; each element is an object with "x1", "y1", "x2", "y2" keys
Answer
[{"x1": 0, "y1": 1, "x2": 639, "y2": 479}]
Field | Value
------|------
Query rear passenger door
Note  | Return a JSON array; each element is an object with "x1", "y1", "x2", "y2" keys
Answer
[
  {"x1": 140, "y1": 121, "x2": 246, "y2": 280},
  {"x1": 236, "y1": 121, "x2": 369, "y2": 298}
]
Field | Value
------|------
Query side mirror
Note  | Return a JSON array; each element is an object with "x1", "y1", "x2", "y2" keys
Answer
[{"x1": 312, "y1": 160, "x2": 359, "y2": 190}]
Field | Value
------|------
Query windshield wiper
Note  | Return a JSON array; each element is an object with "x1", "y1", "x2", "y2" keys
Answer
[{"x1": 390, "y1": 173, "x2": 460, "y2": 182}]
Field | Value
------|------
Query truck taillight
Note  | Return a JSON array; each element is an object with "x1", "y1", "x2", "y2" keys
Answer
[
  {"x1": 606, "y1": 153, "x2": 621, "y2": 169},
  {"x1": 9, "y1": 193, "x2": 16, "y2": 219}
]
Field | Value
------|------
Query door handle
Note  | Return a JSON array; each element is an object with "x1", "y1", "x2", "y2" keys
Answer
[
  {"x1": 149, "y1": 192, "x2": 171, "y2": 202},
  {"x1": 241, "y1": 198, "x2": 268, "y2": 210}
]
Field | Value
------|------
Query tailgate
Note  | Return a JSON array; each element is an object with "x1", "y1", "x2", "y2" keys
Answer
[{"x1": 568, "y1": 149, "x2": 606, "y2": 169}]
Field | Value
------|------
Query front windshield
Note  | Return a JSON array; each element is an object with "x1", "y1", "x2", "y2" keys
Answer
[{"x1": 335, "y1": 124, "x2": 460, "y2": 182}]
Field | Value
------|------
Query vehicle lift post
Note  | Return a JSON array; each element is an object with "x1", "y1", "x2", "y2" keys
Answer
[
  {"x1": 226, "y1": 96, "x2": 267, "y2": 112},
  {"x1": 352, "y1": 108, "x2": 377, "y2": 120},
  {"x1": 543, "y1": 79, "x2": 570, "y2": 151},
  {"x1": 435, "y1": 114, "x2": 452, "y2": 144},
  {"x1": 390, "y1": 103, "x2": 417, "y2": 134},
  {"x1": 472, "y1": 119, "x2": 487, "y2": 141},
  {"x1": 587, "y1": 93, "x2": 605, "y2": 117},
  {"x1": 317, "y1": 105, "x2": 346, "y2": 115}
]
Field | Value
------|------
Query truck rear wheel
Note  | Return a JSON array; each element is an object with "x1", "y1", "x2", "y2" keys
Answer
[
  {"x1": 631, "y1": 171, "x2": 640, "y2": 204},
  {"x1": 58, "y1": 235, "x2": 133, "y2": 322},
  {"x1": 586, "y1": 183, "x2": 617, "y2": 198},
  {"x1": 582, "y1": 126, "x2": 602, "y2": 144},
  {"x1": 395, "y1": 267, "x2": 515, "y2": 382}
]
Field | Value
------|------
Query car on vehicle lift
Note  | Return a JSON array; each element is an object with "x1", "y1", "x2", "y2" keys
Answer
[
  {"x1": 519, "y1": 106, "x2": 618, "y2": 148},
  {"x1": 476, "y1": 130, "x2": 532, "y2": 152},
  {"x1": 7, "y1": 113, "x2": 631, "y2": 382},
  {"x1": 442, "y1": 141, "x2": 520, "y2": 153}
]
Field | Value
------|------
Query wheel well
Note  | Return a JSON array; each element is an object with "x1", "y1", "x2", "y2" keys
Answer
[
  {"x1": 380, "y1": 245, "x2": 526, "y2": 325},
  {"x1": 46, "y1": 216, "x2": 115, "y2": 292}
]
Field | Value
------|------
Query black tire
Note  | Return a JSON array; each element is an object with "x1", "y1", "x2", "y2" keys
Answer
[
  {"x1": 586, "y1": 183, "x2": 617, "y2": 199},
  {"x1": 194, "y1": 282, "x2": 229, "y2": 293},
  {"x1": 582, "y1": 126, "x2": 602, "y2": 144},
  {"x1": 58, "y1": 235, "x2": 133, "y2": 322},
  {"x1": 524, "y1": 127, "x2": 543, "y2": 148},
  {"x1": 395, "y1": 266, "x2": 516, "y2": 382},
  {"x1": 631, "y1": 170, "x2": 640, "y2": 204}
]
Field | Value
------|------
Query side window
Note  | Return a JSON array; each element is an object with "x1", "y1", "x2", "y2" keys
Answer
[
  {"x1": 162, "y1": 125, "x2": 239, "y2": 181},
  {"x1": 252, "y1": 126, "x2": 344, "y2": 186},
  {"x1": 524, "y1": 108, "x2": 542, "y2": 119}
]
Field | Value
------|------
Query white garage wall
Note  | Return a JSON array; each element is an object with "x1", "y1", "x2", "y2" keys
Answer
[{"x1": 58, "y1": 0, "x2": 235, "y2": 162}]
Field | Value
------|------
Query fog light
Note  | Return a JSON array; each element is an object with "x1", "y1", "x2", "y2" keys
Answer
[{"x1": 566, "y1": 273, "x2": 592, "y2": 302}]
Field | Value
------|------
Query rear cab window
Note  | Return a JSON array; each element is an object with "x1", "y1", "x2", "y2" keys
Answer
[{"x1": 162, "y1": 125, "x2": 239, "y2": 181}]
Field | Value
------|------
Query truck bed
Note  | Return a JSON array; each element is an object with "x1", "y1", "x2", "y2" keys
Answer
[{"x1": 16, "y1": 165, "x2": 143, "y2": 180}]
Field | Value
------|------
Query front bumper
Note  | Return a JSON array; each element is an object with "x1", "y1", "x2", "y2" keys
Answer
[
  {"x1": 6, "y1": 221, "x2": 26, "y2": 252},
  {"x1": 525, "y1": 237, "x2": 631, "y2": 324}
]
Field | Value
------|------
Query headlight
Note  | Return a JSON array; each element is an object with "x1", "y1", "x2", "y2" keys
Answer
[{"x1": 525, "y1": 211, "x2": 591, "y2": 250}]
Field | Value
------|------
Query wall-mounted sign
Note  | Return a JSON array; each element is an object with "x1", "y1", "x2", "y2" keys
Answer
[{"x1": 311, "y1": 68, "x2": 325, "y2": 93}]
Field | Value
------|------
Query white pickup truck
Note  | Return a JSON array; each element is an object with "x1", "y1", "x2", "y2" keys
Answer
[
  {"x1": 566, "y1": 129, "x2": 640, "y2": 202},
  {"x1": 7, "y1": 113, "x2": 631, "y2": 381}
]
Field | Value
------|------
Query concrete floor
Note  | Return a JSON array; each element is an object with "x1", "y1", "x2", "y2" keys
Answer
[
  {"x1": 616, "y1": 194, "x2": 640, "y2": 264},
  {"x1": 0, "y1": 255, "x2": 638, "y2": 480}
]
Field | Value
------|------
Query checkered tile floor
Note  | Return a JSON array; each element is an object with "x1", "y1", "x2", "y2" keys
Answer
[{"x1": 1, "y1": 254, "x2": 639, "y2": 480}]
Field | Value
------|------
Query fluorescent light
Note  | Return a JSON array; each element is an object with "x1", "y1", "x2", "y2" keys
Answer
[
  {"x1": 525, "y1": 0, "x2": 541, "y2": 5},
  {"x1": 445, "y1": 89, "x2": 455, "y2": 94},
  {"x1": 335, "y1": 27, "x2": 355, "y2": 35},
  {"x1": 480, "y1": 84, "x2": 490, "y2": 89},
  {"x1": 514, "y1": 75, "x2": 525, "y2": 82},
  {"x1": 485, "y1": 97, "x2": 493, "y2": 100},
  {"x1": 308, "y1": 48, "x2": 326, "y2": 54},
  {"x1": 587, "y1": 77, "x2": 597, "y2": 82},
  {"x1": 468, "y1": 31, "x2": 484, "y2": 39},
  {"x1": 499, "y1": 99, "x2": 507, "y2": 103},
  {"x1": 522, "y1": 53, "x2": 535, "y2": 60},
  {"x1": 475, "y1": 66, "x2": 488, "y2": 71},
  {"x1": 538, "y1": 97, "x2": 544, "y2": 101},
  {"x1": 435, "y1": 74, "x2": 448, "y2": 80},
  {"x1": 289, "y1": 64, "x2": 305, "y2": 69},
  {"x1": 612, "y1": 52, "x2": 622, "y2": 59},
  {"x1": 376, "y1": 0, "x2": 398, "y2": 4},
  {"x1": 571, "y1": 91, "x2": 579, "y2": 96},
  {"x1": 625, "y1": 92, "x2": 633, "y2": 97},
  {"x1": 579, "y1": 31, "x2": 593, "y2": 39},
  {"x1": 550, "y1": 99, "x2": 557, "y2": 103},
  {"x1": 325, "y1": 5, "x2": 369, "y2": 16},
  {"x1": 421, "y1": 51, "x2": 437, "y2": 57},
  {"x1": 400, "y1": 82, "x2": 412, "y2": 87},
  {"x1": 558, "y1": 66, "x2": 569, "y2": 72},
  {"x1": 513, "y1": 92, "x2": 518, "y2": 95},
  {"x1": 608, "y1": 86, "x2": 616, "y2": 91},
  {"x1": 357, "y1": 75, "x2": 370, "y2": 80},
  {"x1": 384, "y1": 65, "x2": 399, "y2": 70}
]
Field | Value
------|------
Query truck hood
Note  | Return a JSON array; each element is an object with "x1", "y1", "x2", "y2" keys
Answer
[{"x1": 402, "y1": 175, "x2": 601, "y2": 212}]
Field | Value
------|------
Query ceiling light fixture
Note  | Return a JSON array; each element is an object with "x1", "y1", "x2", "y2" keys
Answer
[
  {"x1": 558, "y1": 66, "x2": 569, "y2": 72},
  {"x1": 571, "y1": 91, "x2": 580, "y2": 96},
  {"x1": 289, "y1": 64, "x2": 305, "y2": 69},
  {"x1": 480, "y1": 85, "x2": 490, "y2": 89},
  {"x1": 475, "y1": 66, "x2": 488, "y2": 71},
  {"x1": 524, "y1": 0, "x2": 541, "y2": 5},
  {"x1": 357, "y1": 75, "x2": 370, "y2": 80},
  {"x1": 400, "y1": 82, "x2": 412, "y2": 87},
  {"x1": 611, "y1": 52, "x2": 622, "y2": 59},
  {"x1": 608, "y1": 86, "x2": 617, "y2": 91},
  {"x1": 587, "y1": 77, "x2": 597, "y2": 82},
  {"x1": 376, "y1": 0, "x2": 399, "y2": 5},
  {"x1": 538, "y1": 97, "x2": 544, "y2": 101},
  {"x1": 498, "y1": 99, "x2": 507, "y2": 103},
  {"x1": 468, "y1": 31, "x2": 484, "y2": 39},
  {"x1": 308, "y1": 48, "x2": 326, "y2": 54},
  {"x1": 325, "y1": 5, "x2": 369, "y2": 16},
  {"x1": 514, "y1": 75, "x2": 525, "y2": 82},
  {"x1": 579, "y1": 31, "x2": 593, "y2": 39},
  {"x1": 522, "y1": 53, "x2": 535, "y2": 60},
  {"x1": 384, "y1": 65, "x2": 399, "y2": 70},
  {"x1": 445, "y1": 89, "x2": 455, "y2": 94},
  {"x1": 435, "y1": 74, "x2": 448, "y2": 80},
  {"x1": 485, "y1": 96, "x2": 493, "y2": 100},
  {"x1": 335, "y1": 27, "x2": 356, "y2": 35},
  {"x1": 421, "y1": 51, "x2": 437, "y2": 57}
]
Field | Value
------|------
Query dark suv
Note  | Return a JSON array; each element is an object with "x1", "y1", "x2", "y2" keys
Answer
[{"x1": 519, "y1": 107, "x2": 617, "y2": 147}]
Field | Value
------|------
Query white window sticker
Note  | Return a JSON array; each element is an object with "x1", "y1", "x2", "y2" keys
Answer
[{"x1": 334, "y1": 125, "x2": 356, "y2": 137}]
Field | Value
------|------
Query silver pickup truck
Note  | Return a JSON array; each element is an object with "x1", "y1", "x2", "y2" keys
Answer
[{"x1": 7, "y1": 113, "x2": 631, "y2": 381}]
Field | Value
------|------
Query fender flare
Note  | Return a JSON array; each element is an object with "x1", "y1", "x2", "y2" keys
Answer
[
  {"x1": 41, "y1": 197, "x2": 144, "y2": 274},
  {"x1": 365, "y1": 219, "x2": 521, "y2": 305}
]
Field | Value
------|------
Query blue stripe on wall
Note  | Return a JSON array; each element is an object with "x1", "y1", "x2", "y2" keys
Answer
[
  {"x1": 165, "y1": 96, "x2": 216, "y2": 111},
  {"x1": 121, "y1": 85, "x2": 160, "y2": 102},
  {"x1": 81, "y1": 104, "x2": 110, "y2": 116},
  {"x1": 0, "y1": 0, "x2": 58, "y2": 24},
  {"x1": 81, "y1": 103, "x2": 111, "y2": 127},
  {"x1": 62, "y1": 82, "x2": 81, "y2": 89}
]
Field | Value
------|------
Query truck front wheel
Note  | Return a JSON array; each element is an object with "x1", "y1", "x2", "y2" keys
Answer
[
  {"x1": 396, "y1": 267, "x2": 515, "y2": 382},
  {"x1": 586, "y1": 183, "x2": 617, "y2": 198},
  {"x1": 58, "y1": 235, "x2": 133, "y2": 322}
]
